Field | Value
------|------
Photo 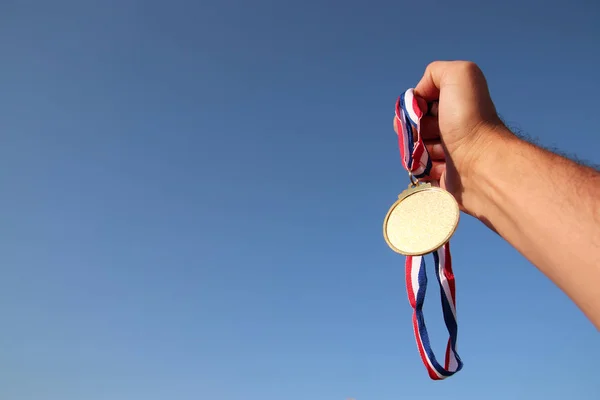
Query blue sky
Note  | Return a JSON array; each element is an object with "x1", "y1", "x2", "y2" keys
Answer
[{"x1": 1, "y1": 1, "x2": 599, "y2": 399}]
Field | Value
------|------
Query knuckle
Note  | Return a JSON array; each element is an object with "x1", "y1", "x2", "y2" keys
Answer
[
  {"x1": 425, "y1": 60, "x2": 446, "y2": 73},
  {"x1": 456, "y1": 61, "x2": 482, "y2": 77},
  {"x1": 424, "y1": 61, "x2": 437, "y2": 74}
]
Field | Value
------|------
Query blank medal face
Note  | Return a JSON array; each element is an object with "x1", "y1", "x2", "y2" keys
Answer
[{"x1": 384, "y1": 187, "x2": 460, "y2": 255}]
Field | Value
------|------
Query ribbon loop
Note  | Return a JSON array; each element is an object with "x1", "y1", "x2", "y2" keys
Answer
[
  {"x1": 405, "y1": 244, "x2": 463, "y2": 380},
  {"x1": 395, "y1": 88, "x2": 432, "y2": 179}
]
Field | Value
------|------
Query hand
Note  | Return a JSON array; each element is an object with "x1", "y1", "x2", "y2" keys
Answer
[
  {"x1": 394, "y1": 61, "x2": 507, "y2": 215},
  {"x1": 394, "y1": 62, "x2": 600, "y2": 330}
]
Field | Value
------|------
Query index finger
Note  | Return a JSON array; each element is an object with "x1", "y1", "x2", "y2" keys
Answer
[{"x1": 414, "y1": 60, "x2": 453, "y2": 102}]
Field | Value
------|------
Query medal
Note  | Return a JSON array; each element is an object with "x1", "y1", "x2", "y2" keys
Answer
[
  {"x1": 386, "y1": 88, "x2": 463, "y2": 380},
  {"x1": 383, "y1": 178, "x2": 459, "y2": 256}
]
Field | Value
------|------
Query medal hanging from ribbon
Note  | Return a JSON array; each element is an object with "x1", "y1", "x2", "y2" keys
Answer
[{"x1": 383, "y1": 88, "x2": 463, "y2": 379}]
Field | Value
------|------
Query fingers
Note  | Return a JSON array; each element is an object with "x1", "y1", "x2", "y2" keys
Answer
[
  {"x1": 415, "y1": 61, "x2": 489, "y2": 102},
  {"x1": 392, "y1": 112, "x2": 446, "y2": 179},
  {"x1": 415, "y1": 60, "x2": 484, "y2": 102},
  {"x1": 415, "y1": 96, "x2": 428, "y2": 114},
  {"x1": 393, "y1": 115, "x2": 440, "y2": 139},
  {"x1": 428, "y1": 101, "x2": 439, "y2": 117},
  {"x1": 420, "y1": 161, "x2": 445, "y2": 181},
  {"x1": 393, "y1": 114, "x2": 444, "y2": 162},
  {"x1": 414, "y1": 61, "x2": 453, "y2": 102},
  {"x1": 420, "y1": 116, "x2": 441, "y2": 140},
  {"x1": 425, "y1": 140, "x2": 445, "y2": 160}
]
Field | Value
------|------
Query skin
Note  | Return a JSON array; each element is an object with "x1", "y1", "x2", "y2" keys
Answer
[{"x1": 394, "y1": 61, "x2": 600, "y2": 329}]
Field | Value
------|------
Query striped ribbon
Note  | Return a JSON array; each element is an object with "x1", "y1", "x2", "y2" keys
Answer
[
  {"x1": 395, "y1": 88, "x2": 463, "y2": 379},
  {"x1": 395, "y1": 89, "x2": 432, "y2": 179}
]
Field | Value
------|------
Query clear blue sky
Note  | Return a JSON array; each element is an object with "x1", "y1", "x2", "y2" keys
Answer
[{"x1": 1, "y1": 1, "x2": 599, "y2": 399}]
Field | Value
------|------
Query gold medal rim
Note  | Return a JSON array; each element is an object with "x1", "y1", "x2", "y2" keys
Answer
[{"x1": 383, "y1": 186, "x2": 460, "y2": 256}]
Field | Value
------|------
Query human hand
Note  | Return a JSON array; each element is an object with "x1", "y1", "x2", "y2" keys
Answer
[
  {"x1": 394, "y1": 62, "x2": 600, "y2": 331},
  {"x1": 394, "y1": 61, "x2": 508, "y2": 215}
]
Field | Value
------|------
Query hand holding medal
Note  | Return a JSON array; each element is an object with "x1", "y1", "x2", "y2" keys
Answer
[
  {"x1": 381, "y1": 60, "x2": 600, "y2": 380},
  {"x1": 383, "y1": 88, "x2": 463, "y2": 380},
  {"x1": 383, "y1": 89, "x2": 460, "y2": 256}
]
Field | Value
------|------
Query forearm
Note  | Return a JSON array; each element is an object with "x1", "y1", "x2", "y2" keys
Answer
[{"x1": 465, "y1": 127, "x2": 600, "y2": 328}]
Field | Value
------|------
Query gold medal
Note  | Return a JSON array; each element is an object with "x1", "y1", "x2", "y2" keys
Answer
[{"x1": 383, "y1": 180, "x2": 460, "y2": 256}]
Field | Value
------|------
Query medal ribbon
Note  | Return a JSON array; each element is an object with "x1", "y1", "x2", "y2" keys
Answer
[
  {"x1": 395, "y1": 88, "x2": 463, "y2": 379},
  {"x1": 395, "y1": 89, "x2": 432, "y2": 179}
]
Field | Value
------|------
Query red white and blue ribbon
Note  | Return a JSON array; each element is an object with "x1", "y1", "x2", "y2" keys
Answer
[
  {"x1": 405, "y1": 244, "x2": 463, "y2": 379},
  {"x1": 395, "y1": 88, "x2": 463, "y2": 379},
  {"x1": 395, "y1": 89, "x2": 432, "y2": 179}
]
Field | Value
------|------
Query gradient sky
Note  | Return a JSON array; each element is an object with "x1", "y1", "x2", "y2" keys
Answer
[{"x1": 1, "y1": 1, "x2": 599, "y2": 399}]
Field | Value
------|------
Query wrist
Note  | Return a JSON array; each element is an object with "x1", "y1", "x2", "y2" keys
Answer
[{"x1": 457, "y1": 123, "x2": 519, "y2": 219}]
